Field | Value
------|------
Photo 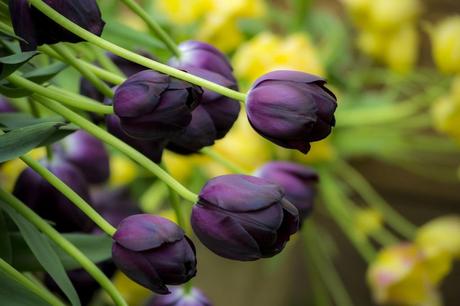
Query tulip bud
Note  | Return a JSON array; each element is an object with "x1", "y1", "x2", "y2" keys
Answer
[
  {"x1": 431, "y1": 16, "x2": 460, "y2": 74},
  {"x1": 112, "y1": 215, "x2": 197, "y2": 294},
  {"x1": 55, "y1": 131, "x2": 110, "y2": 185},
  {"x1": 255, "y1": 162, "x2": 318, "y2": 224},
  {"x1": 9, "y1": 0, "x2": 105, "y2": 51},
  {"x1": 147, "y1": 287, "x2": 212, "y2": 306},
  {"x1": 169, "y1": 40, "x2": 236, "y2": 82},
  {"x1": 191, "y1": 174, "x2": 299, "y2": 261},
  {"x1": 166, "y1": 66, "x2": 241, "y2": 154},
  {"x1": 0, "y1": 97, "x2": 17, "y2": 113},
  {"x1": 106, "y1": 115, "x2": 166, "y2": 163},
  {"x1": 13, "y1": 158, "x2": 93, "y2": 232},
  {"x1": 113, "y1": 70, "x2": 202, "y2": 141},
  {"x1": 246, "y1": 70, "x2": 337, "y2": 153}
]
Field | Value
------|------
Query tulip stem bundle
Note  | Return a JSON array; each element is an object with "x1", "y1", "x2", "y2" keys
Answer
[
  {"x1": 0, "y1": 257, "x2": 65, "y2": 306},
  {"x1": 0, "y1": 189, "x2": 128, "y2": 306},
  {"x1": 29, "y1": 0, "x2": 248, "y2": 103},
  {"x1": 50, "y1": 44, "x2": 114, "y2": 99},
  {"x1": 31, "y1": 95, "x2": 199, "y2": 203}
]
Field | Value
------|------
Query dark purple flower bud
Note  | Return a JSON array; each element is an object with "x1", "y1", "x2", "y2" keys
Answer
[
  {"x1": 113, "y1": 70, "x2": 202, "y2": 141},
  {"x1": 191, "y1": 174, "x2": 299, "y2": 261},
  {"x1": 255, "y1": 162, "x2": 318, "y2": 225},
  {"x1": 246, "y1": 70, "x2": 337, "y2": 153},
  {"x1": 146, "y1": 287, "x2": 212, "y2": 306},
  {"x1": 55, "y1": 131, "x2": 110, "y2": 184},
  {"x1": 112, "y1": 214, "x2": 197, "y2": 294},
  {"x1": 169, "y1": 41, "x2": 236, "y2": 83},
  {"x1": 13, "y1": 158, "x2": 93, "y2": 232},
  {"x1": 106, "y1": 114, "x2": 166, "y2": 163},
  {"x1": 91, "y1": 187, "x2": 141, "y2": 228},
  {"x1": 9, "y1": 0, "x2": 105, "y2": 51},
  {"x1": 0, "y1": 97, "x2": 17, "y2": 113}
]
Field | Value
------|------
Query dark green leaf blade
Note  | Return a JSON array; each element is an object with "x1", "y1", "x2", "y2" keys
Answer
[
  {"x1": 0, "y1": 210, "x2": 12, "y2": 263},
  {"x1": 1, "y1": 204, "x2": 81, "y2": 306},
  {"x1": 0, "y1": 51, "x2": 38, "y2": 80},
  {"x1": 0, "y1": 268, "x2": 51, "y2": 306}
]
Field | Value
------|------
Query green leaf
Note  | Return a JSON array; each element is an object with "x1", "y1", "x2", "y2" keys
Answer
[
  {"x1": 0, "y1": 210, "x2": 12, "y2": 263},
  {"x1": 10, "y1": 233, "x2": 112, "y2": 271},
  {"x1": 0, "y1": 121, "x2": 77, "y2": 163},
  {"x1": 0, "y1": 81, "x2": 31, "y2": 97},
  {"x1": 1, "y1": 205, "x2": 81, "y2": 306},
  {"x1": 0, "y1": 268, "x2": 51, "y2": 306},
  {"x1": 22, "y1": 62, "x2": 68, "y2": 84},
  {"x1": 0, "y1": 51, "x2": 38, "y2": 80},
  {"x1": 0, "y1": 113, "x2": 65, "y2": 129}
]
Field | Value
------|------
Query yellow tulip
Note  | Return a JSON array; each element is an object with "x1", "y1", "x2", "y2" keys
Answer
[
  {"x1": 293, "y1": 139, "x2": 336, "y2": 164},
  {"x1": 431, "y1": 78, "x2": 460, "y2": 140},
  {"x1": 431, "y1": 16, "x2": 460, "y2": 74},
  {"x1": 233, "y1": 32, "x2": 325, "y2": 84},
  {"x1": 367, "y1": 244, "x2": 448, "y2": 306},
  {"x1": 416, "y1": 215, "x2": 460, "y2": 259},
  {"x1": 197, "y1": 16, "x2": 244, "y2": 52},
  {"x1": 356, "y1": 29, "x2": 387, "y2": 60},
  {"x1": 154, "y1": 0, "x2": 213, "y2": 25},
  {"x1": 368, "y1": 0, "x2": 421, "y2": 31},
  {"x1": 354, "y1": 208, "x2": 384, "y2": 237},
  {"x1": 340, "y1": 0, "x2": 372, "y2": 27},
  {"x1": 384, "y1": 24, "x2": 419, "y2": 73}
]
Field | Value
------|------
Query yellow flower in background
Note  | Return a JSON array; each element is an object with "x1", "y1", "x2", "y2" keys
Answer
[
  {"x1": 163, "y1": 151, "x2": 208, "y2": 183},
  {"x1": 384, "y1": 24, "x2": 419, "y2": 73},
  {"x1": 293, "y1": 139, "x2": 336, "y2": 164},
  {"x1": 356, "y1": 29, "x2": 387, "y2": 59},
  {"x1": 154, "y1": 0, "x2": 213, "y2": 25},
  {"x1": 109, "y1": 155, "x2": 138, "y2": 186},
  {"x1": 340, "y1": 0, "x2": 372, "y2": 27},
  {"x1": 416, "y1": 215, "x2": 460, "y2": 259},
  {"x1": 233, "y1": 32, "x2": 325, "y2": 84},
  {"x1": 431, "y1": 76, "x2": 460, "y2": 140},
  {"x1": 367, "y1": 244, "x2": 447, "y2": 306},
  {"x1": 430, "y1": 16, "x2": 460, "y2": 74},
  {"x1": 205, "y1": 112, "x2": 271, "y2": 176},
  {"x1": 156, "y1": 0, "x2": 266, "y2": 51},
  {"x1": 0, "y1": 148, "x2": 45, "y2": 192},
  {"x1": 367, "y1": 0, "x2": 421, "y2": 31}
]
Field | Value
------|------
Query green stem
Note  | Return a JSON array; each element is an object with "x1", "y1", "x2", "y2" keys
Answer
[
  {"x1": 7, "y1": 74, "x2": 113, "y2": 114},
  {"x1": 335, "y1": 159, "x2": 417, "y2": 239},
  {"x1": 39, "y1": 45, "x2": 124, "y2": 85},
  {"x1": 302, "y1": 221, "x2": 354, "y2": 306},
  {"x1": 0, "y1": 189, "x2": 128, "y2": 306},
  {"x1": 51, "y1": 44, "x2": 114, "y2": 98},
  {"x1": 0, "y1": 258, "x2": 65, "y2": 306},
  {"x1": 29, "y1": 0, "x2": 247, "y2": 102},
  {"x1": 88, "y1": 44, "x2": 125, "y2": 77},
  {"x1": 120, "y1": 0, "x2": 181, "y2": 58},
  {"x1": 19, "y1": 154, "x2": 116, "y2": 236},
  {"x1": 200, "y1": 148, "x2": 247, "y2": 173},
  {"x1": 318, "y1": 170, "x2": 376, "y2": 262},
  {"x1": 33, "y1": 95, "x2": 198, "y2": 203}
]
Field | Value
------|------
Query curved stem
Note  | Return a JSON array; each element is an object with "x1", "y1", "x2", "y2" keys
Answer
[
  {"x1": 0, "y1": 189, "x2": 128, "y2": 306},
  {"x1": 120, "y1": 0, "x2": 181, "y2": 58},
  {"x1": 88, "y1": 44, "x2": 125, "y2": 77},
  {"x1": 0, "y1": 258, "x2": 65, "y2": 306},
  {"x1": 33, "y1": 96, "x2": 199, "y2": 203},
  {"x1": 6, "y1": 74, "x2": 113, "y2": 115},
  {"x1": 50, "y1": 44, "x2": 114, "y2": 98},
  {"x1": 29, "y1": 0, "x2": 247, "y2": 102},
  {"x1": 20, "y1": 155, "x2": 116, "y2": 236},
  {"x1": 40, "y1": 46, "x2": 125, "y2": 85},
  {"x1": 335, "y1": 159, "x2": 417, "y2": 239}
]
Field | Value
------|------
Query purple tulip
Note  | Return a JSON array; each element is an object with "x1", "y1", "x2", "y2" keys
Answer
[
  {"x1": 55, "y1": 131, "x2": 110, "y2": 185},
  {"x1": 191, "y1": 174, "x2": 299, "y2": 261},
  {"x1": 246, "y1": 70, "x2": 337, "y2": 153},
  {"x1": 146, "y1": 287, "x2": 212, "y2": 306},
  {"x1": 0, "y1": 97, "x2": 17, "y2": 113},
  {"x1": 255, "y1": 162, "x2": 318, "y2": 225},
  {"x1": 9, "y1": 0, "x2": 105, "y2": 51},
  {"x1": 169, "y1": 40, "x2": 236, "y2": 83},
  {"x1": 80, "y1": 51, "x2": 155, "y2": 104},
  {"x1": 91, "y1": 187, "x2": 141, "y2": 228},
  {"x1": 106, "y1": 114, "x2": 166, "y2": 163},
  {"x1": 13, "y1": 158, "x2": 94, "y2": 232},
  {"x1": 113, "y1": 70, "x2": 202, "y2": 141},
  {"x1": 112, "y1": 215, "x2": 197, "y2": 294}
]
